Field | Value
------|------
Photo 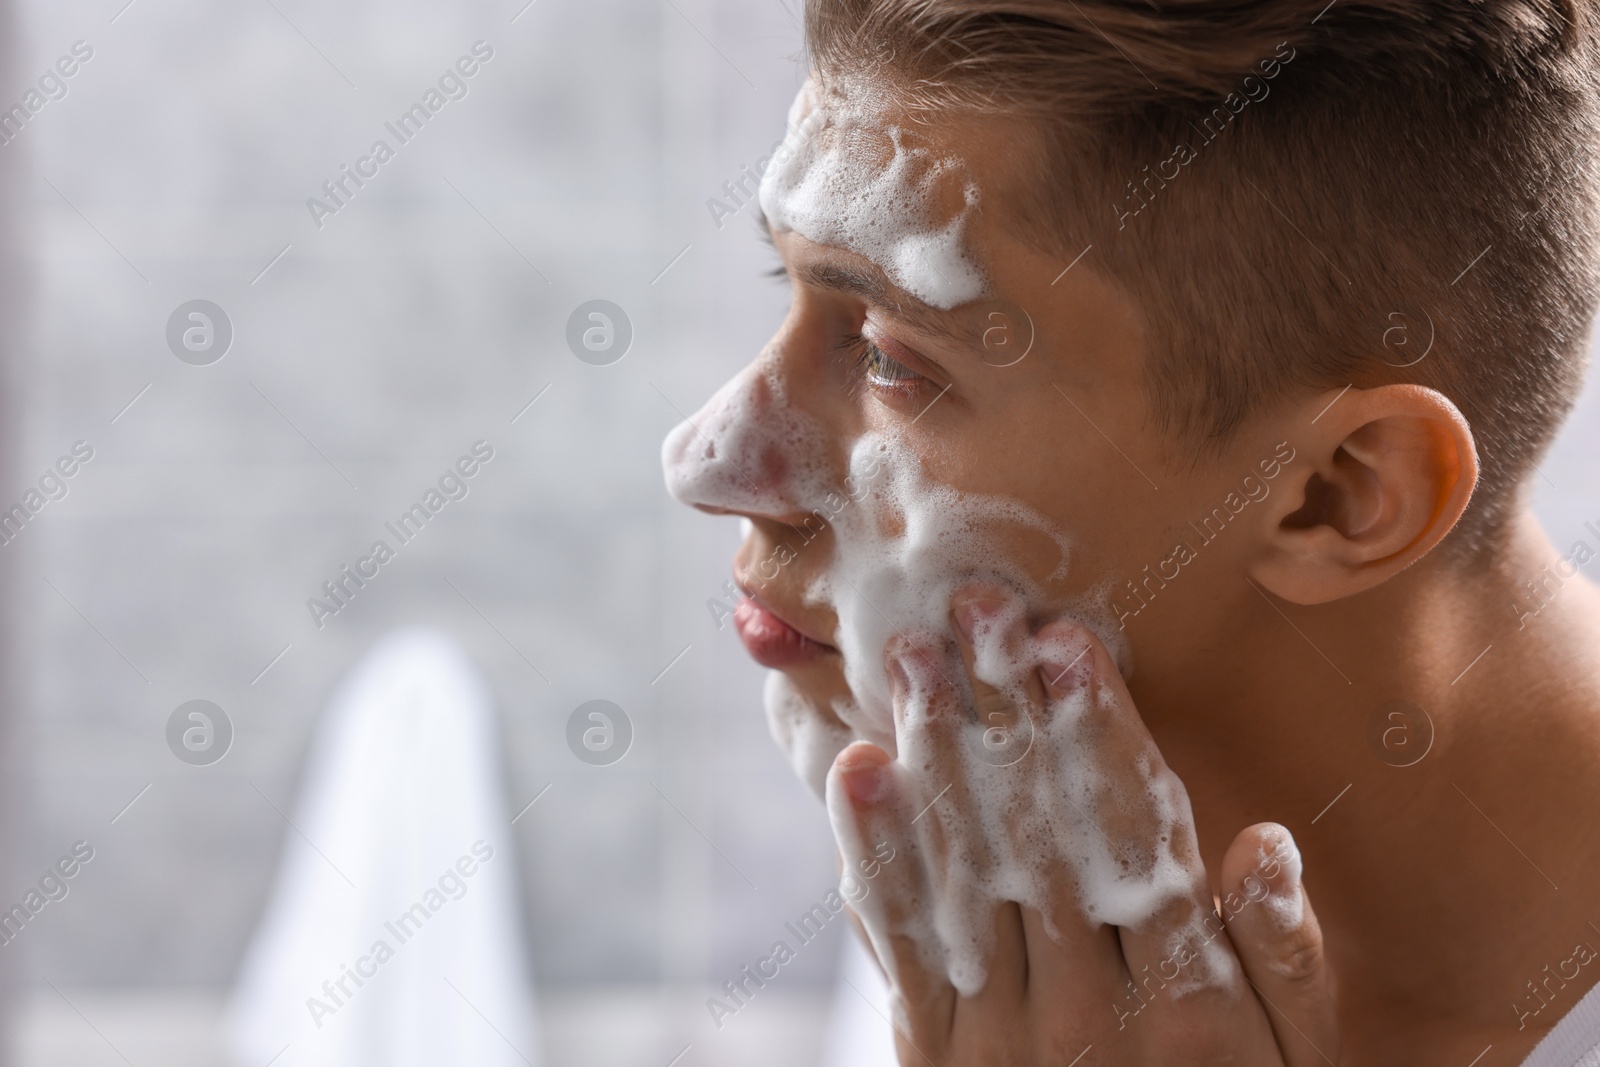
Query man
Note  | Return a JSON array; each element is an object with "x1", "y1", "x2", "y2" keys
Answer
[{"x1": 664, "y1": 1, "x2": 1600, "y2": 1061}]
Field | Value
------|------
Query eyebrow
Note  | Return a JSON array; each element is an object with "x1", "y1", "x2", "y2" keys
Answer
[
  {"x1": 796, "y1": 262, "x2": 978, "y2": 348},
  {"x1": 754, "y1": 204, "x2": 977, "y2": 348}
]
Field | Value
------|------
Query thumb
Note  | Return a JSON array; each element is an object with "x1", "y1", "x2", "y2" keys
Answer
[{"x1": 1220, "y1": 823, "x2": 1339, "y2": 1067}]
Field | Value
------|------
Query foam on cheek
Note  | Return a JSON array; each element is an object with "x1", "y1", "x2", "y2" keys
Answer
[
  {"x1": 818, "y1": 434, "x2": 1080, "y2": 751},
  {"x1": 662, "y1": 365, "x2": 1206, "y2": 1003},
  {"x1": 758, "y1": 81, "x2": 987, "y2": 310},
  {"x1": 788, "y1": 435, "x2": 1209, "y2": 999}
]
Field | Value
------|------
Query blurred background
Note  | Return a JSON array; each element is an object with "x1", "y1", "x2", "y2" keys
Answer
[
  {"x1": 3, "y1": 1, "x2": 1600, "y2": 1065},
  {"x1": 4, "y1": 0, "x2": 864, "y2": 1064}
]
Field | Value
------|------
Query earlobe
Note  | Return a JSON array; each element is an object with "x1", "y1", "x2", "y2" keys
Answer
[{"x1": 1248, "y1": 385, "x2": 1478, "y2": 605}]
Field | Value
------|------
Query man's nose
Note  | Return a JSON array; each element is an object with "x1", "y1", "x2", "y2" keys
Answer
[{"x1": 660, "y1": 363, "x2": 820, "y2": 520}]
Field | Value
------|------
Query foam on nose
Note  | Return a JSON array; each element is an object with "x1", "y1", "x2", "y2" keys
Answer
[
  {"x1": 663, "y1": 368, "x2": 1204, "y2": 1000},
  {"x1": 662, "y1": 82, "x2": 1214, "y2": 1001},
  {"x1": 660, "y1": 366, "x2": 820, "y2": 515}
]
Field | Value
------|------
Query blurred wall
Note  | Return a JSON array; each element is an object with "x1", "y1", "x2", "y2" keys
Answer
[
  {"x1": 14, "y1": 0, "x2": 838, "y2": 1016},
  {"x1": 0, "y1": 0, "x2": 21, "y2": 1059}
]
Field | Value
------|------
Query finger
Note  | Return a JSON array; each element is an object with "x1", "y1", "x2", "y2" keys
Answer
[
  {"x1": 951, "y1": 589, "x2": 1045, "y2": 770},
  {"x1": 952, "y1": 586, "x2": 1045, "y2": 715},
  {"x1": 1017, "y1": 903, "x2": 1129, "y2": 1011},
  {"x1": 1005, "y1": 619, "x2": 1130, "y2": 999},
  {"x1": 949, "y1": 602, "x2": 1135, "y2": 1015},
  {"x1": 1221, "y1": 824, "x2": 1340, "y2": 1067},
  {"x1": 886, "y1": 638, "x2": 1011, "y2": 999},
  {"x1": 931, "y1": 594, "x2": 1034, "y2": 1018},
  {"x1": 961, "y1": 900, "x2": 1029, "y2": 1019},
  {"x1": 948, "y1": 600, "x2": 1126, "y2": 1030},
  {"x1": 825, "y1": 739, "x2": 956, "y2": 1042},
  {"x1": 1036, "y1": 623, "x2": 1240, "y2": 1009}
]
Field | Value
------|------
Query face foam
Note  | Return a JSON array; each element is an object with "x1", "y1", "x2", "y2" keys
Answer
[
  {"x1": 758, "y1": 80, "x2": 988, "y2": 310},
  {"x1": 827, "y1": 623, "x2": 1234, "y2": 1000},
  {"x1": 664, "y1": 79, "x2": 1225, "y2": 999},
  {"x1": 663, "y1": 364, "x2": 1228, "y2": 999}
]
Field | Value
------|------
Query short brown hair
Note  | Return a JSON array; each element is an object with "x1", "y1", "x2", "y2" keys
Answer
[{"x1": 806, "y1": 0, "x2": 1600, "y2": 555}]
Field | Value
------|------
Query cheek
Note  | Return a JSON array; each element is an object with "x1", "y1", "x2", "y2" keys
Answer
[{"x1": 661, "y1": 364, "x2": 828, "y2": 514}]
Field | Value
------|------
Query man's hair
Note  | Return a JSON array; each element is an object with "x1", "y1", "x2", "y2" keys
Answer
[{"x1": 806, "y1": 0, "x2": 1600, "y2": 555}]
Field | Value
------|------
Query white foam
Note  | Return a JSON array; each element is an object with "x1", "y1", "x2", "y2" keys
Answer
[
  {"x1": 1258, "y1": 834, "x2": 1305, "y2": 928},
  {"x1": 807, "y1": 449, "x2": 1206, "y2": 995},
  {"x1": 663, "y1": 228, "x2": 1217, "y2": 997},
  {"x1": 758, "y1": 80, "x2": 987, "y2": 310},
  {"x1": 764, "y1": 671, "x2": 852, "y2": 797}
]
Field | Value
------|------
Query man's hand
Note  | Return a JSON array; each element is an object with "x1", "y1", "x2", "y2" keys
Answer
[{"x1": 824, "y1": 593, "x2": 1340, "y2": 1065}]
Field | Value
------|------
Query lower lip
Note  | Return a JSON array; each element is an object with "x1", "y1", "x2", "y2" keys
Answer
[{"x1": 733, "y1": 598, "x2": 831, "y2": 668}]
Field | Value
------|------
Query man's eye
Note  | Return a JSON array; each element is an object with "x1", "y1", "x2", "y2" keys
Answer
[{"x1": 850, "y1": 335, "x2": 925, "y2": 397}]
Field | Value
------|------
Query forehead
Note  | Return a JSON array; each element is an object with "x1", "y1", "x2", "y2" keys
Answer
[
  {"x1": 763, "y1": 80, "x2": 1046, "y2": 335},
  {"x1": 760, "y1": 78, "x2": 1025, "y2": 311}
]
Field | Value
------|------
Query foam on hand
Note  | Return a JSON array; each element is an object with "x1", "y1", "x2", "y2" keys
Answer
[
  {"x1": 805, "y1": 437, "x2": 1221, "y2": 999},
  {"x1": 758, "y1": 80, "x2": 988, "y2": 310},
  {"x1": 661, "y1": 364, "x2": 1226, "y2": 999},
  {"x1": 827, "y1": 613, "x2": 1233, "y2": 999},
  {"x1": 662, "y1": 84, "x2": 1223, "y2": 1000}
]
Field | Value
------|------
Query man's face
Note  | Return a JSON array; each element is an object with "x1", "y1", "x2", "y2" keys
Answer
[{"x1": 663, "y1": 82, "x2": 1298, "y2": 791}]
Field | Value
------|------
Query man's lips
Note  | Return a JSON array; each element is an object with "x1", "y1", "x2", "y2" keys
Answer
[{"x1": 733, "y1": 594, "x2": 836, "y2": 669}]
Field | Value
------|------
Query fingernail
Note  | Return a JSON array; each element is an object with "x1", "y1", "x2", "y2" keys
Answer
[
  {"x1": 843, "y1": 761, "x2": 885, "y2": 805},
  {"x1": 1274, "y1": 838, "x2": 1303, "y2": 889}
]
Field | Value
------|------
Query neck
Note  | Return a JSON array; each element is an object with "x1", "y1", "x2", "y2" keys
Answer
[{"x1": 1141, "y1": 510, "x2": 1600, "y2": 1058}]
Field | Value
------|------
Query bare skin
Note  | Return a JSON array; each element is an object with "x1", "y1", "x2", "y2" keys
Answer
[{"x1": 677, "y1": 94, "x2": 1600, "y2": 1065}]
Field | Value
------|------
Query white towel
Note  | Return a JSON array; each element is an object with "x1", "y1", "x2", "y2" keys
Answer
[{"x1": 228, "y1": 628, "x2": 538, "y2": 1067}]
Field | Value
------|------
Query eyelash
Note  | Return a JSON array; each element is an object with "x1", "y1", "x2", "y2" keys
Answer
[
  {"x1": 754, "y1": 235, "x2": 930, "y2": 404},
  {"x1": 841, "y1": 331, "x2": 927, "y2": 400}
]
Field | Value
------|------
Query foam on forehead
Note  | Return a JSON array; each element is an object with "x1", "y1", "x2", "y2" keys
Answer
[{"x1": 758, "y1": 80, "x2": 988, "y2": 310}]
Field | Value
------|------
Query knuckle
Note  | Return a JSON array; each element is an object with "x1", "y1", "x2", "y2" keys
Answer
[{"x1": 1264, "y1": 924, "x2": 1326, "y2": 987}]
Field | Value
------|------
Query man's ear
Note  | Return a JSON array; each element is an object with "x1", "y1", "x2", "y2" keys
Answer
[{"x1": 1248, "y1": 384, "x2": 1478, "y2": 605}]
